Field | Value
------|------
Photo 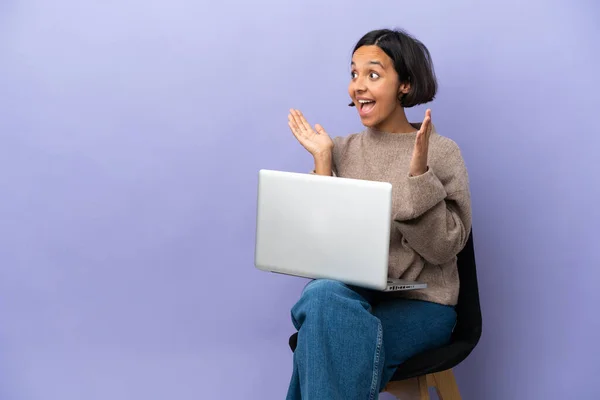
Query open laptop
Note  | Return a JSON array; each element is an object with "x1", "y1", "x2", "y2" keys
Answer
[{"x1": 254, "y1": 169, "x2": 427, "y2": 292}]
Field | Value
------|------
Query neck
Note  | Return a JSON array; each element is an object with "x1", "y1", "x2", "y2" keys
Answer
[{"x1": 371, "y1": 106, "x2": 416, "y2": 134}]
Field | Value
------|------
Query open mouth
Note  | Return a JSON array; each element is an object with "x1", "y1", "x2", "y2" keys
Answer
[{"x1": 358, "y1": 99, "x2": 376, "y2": 114}]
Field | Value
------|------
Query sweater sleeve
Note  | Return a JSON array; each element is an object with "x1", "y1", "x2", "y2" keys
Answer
[
  {"x1": 393, "y1": 147, "x2": 472, "y2": 265},
  {"x1": 309, "y1": 164, "x2": 338, "y2": 176}
]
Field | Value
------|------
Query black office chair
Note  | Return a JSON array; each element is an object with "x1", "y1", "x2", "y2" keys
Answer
[{"x1": 288, "y1": 231, "x2": 482, "y2": 400}]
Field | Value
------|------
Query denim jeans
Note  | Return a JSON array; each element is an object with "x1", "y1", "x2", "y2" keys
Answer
[{"x1": 286, "y1": 279, "x2": 457, "y2": 400}]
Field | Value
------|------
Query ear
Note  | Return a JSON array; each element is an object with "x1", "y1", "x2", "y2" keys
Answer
[{"x1": 398, "y1": 82, "x2": 411, "y2": 95}]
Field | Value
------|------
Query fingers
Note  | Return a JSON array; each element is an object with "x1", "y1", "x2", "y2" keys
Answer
[
  {"x1": 288, "y1": 108, "x2": 328, "y2": 141},
  {"x1": 422, "y1": 108, "x2": 431, "y2": 127},
  {"x1": 288, "y1": 109, "x2": 305, "y2": 134},
  {"x1": 289, "y1": 109, "x2": 301, "y2": 130},
  {"x1": 289, "y1": 108, "x2": 321, "y2": 139},
  {"x1": 288, "y1": 112, "x2": 302, "y2": 138},
  {"x1": 293, "y1": 109, "x2": 312, "y2": 132},
  {"x1": 288, "y1": 120, "x2": 301, "y2": 140},
  {"x1": 314, "y1": 123, "x2": 327, "y2": 135},
  {"x1": 419, "y1": 109, "x2": 432, "y2": 137}
]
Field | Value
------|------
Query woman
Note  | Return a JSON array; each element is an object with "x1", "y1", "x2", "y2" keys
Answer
[{"x1": 285, "y1": 28, "x2": 472, "y2": 399}]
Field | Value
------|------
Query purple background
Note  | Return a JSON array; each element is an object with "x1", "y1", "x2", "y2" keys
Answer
[{"x1": 1, "y1": 1, "x2": 599, "y2": 399}]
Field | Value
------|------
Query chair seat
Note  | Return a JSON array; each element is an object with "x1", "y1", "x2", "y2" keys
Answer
[
  {"x1": 289, "y1": 332, "x2": 475, "y2": 382},
  {"x1": 389, "y1": 340, "x2": 474, "y2": 381}
]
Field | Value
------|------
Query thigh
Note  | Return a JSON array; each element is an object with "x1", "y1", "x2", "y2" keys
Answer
[
  {"x1": 300, "y1": 279, "x2": 380, "y2": 305},
  {"x1": 373, "y1": 298, "x2": 457, "y2": 368},
  {"x1": 292, "y1": 279, "x2": 377, "y2": 327}
]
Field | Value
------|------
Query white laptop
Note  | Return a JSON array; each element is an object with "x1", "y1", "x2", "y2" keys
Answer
[{"x1": 254, "y1": 169, "x2": 427, "y2": 292}]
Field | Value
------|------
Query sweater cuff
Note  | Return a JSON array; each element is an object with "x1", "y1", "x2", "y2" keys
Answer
[
  {"x1": 310, "y1": 170, "x2": 337, "y2": 177},
  {"x1": 394, "y1": 167, "x2": 447, "y2": 221}
]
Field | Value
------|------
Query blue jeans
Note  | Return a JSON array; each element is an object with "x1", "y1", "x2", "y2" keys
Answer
[{"x1": 286, "y1": 279, "x2": 457, "y2": 400}]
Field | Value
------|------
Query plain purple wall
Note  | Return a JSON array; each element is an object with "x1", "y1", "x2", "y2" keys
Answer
[{"x1": 1, "y1": 1, "x2": 599, "y2": 399}]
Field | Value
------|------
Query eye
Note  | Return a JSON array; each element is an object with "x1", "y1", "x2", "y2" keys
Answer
[
  {"x1": 369, "y1": 72, "x2": 380, "y2": 79},
  {"x1": 351, "y1": 71, "x2": 358, "y2": 79}
]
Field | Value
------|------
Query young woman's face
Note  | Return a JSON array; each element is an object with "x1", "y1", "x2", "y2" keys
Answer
[{"x1": 348, "y1": 45, "x2": 408, "y2": 129}]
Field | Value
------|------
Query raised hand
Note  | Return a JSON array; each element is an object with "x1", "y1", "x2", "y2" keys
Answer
[
  {"x1": 288, "y1": 109, "x2": 334, "y2": 157},
  {"x1": 409, "y1": 109, "x2": 433, "y2": 177}
]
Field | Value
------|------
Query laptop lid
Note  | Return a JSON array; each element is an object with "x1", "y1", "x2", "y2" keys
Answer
[{"x1": 254, "y1": 169, "x2": 393, "y2": 291}]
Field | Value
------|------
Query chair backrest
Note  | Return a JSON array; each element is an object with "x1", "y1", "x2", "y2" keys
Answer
[{"x1": 451, "y1": 230, "x2": 482, "y2": 347}]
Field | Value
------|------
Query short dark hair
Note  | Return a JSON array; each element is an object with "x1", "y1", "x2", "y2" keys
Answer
[{"x1": 349, "y1": 28, "x2": 437, "y2": 108}]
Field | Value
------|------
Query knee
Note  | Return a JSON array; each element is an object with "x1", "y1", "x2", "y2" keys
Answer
[
  {"x1": 291, "y1": 280, "x2": 346, "y2": 327},
  {"x1": 291, "y1": 279, "x2": 369, "y2": 328},
  {"x1": 303, "y1": 279, "x2": 348, "y2": 298}
]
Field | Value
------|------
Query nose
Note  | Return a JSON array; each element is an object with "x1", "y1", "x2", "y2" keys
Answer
[{"x1": 351, "y1": 76, "x2": 367, "y2": 94}]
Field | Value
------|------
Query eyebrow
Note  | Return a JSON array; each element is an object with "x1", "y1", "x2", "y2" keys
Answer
[{"x1": 351, "y1": 60, "x2": 385, "y2": 68}]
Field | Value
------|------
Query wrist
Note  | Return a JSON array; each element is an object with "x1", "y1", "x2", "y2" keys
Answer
[
  {"x1": 313, "y1": 149, "x2": 332, "y2": 161},
  {"x1": 313, "y1": 151, "x2": 333, "y2": 176}
]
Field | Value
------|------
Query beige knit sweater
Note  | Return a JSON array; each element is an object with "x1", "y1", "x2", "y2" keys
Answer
[{"x1": 326, "y1": 122, "x2": 472, "y2": 306}]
